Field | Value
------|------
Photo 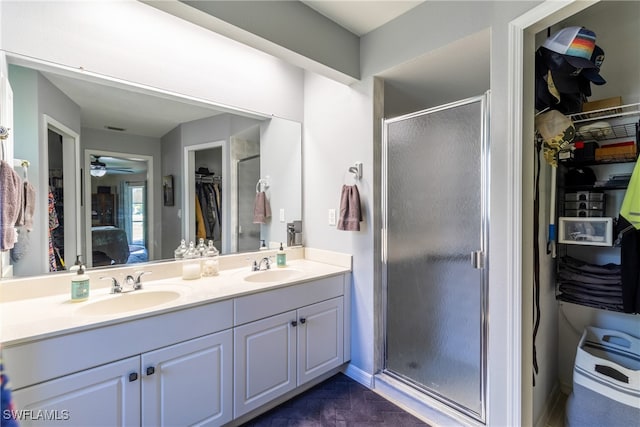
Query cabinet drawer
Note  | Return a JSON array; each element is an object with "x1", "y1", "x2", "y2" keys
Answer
[
  {"x1": 564, "y1": 201, "x2": 605, "y2": 210},
  {"x1": 234, "y1": 275, "x2": 345, "y2": 326},
  {"x1": 565, "y1": 191, "x2": 605, "y2": 202},
  {"x1": 5, "y1": 300, "x2": 233, "y2": 390},
  {"x1": 558, "y1": 217, "x2": 613, "y2": 246},
  {"x1": 564, "y1": 209, "x2": 604, "y2": 217}
]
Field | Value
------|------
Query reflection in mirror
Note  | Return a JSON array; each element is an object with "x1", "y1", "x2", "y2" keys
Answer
[
  {"x1": 5, "y1": 56, "x2": 302, "y2": 279},
  {"x1": 85, "y1": 151, "x2": 151, "y2": 269}
]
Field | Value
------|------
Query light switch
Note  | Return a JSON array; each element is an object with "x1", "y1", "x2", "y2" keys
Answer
[
  {"x1": 328, "y1": 209, "x2": 336, "y2": 226},
  {"x1": 279, "y1": 208, "x2": 285, "y2": 222}
]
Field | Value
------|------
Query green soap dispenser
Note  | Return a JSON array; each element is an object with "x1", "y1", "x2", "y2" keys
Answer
[
  {"x1": 71, "y1": 264, "x2": 90, "y2": 302},
  {"x1": 276, "y1": 243, "x2": 286, "y2": 268}
]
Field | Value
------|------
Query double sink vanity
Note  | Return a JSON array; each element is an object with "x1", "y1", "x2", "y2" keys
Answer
[{"x1": 0, "y1": 247, "x2": 352, "y2": 426}]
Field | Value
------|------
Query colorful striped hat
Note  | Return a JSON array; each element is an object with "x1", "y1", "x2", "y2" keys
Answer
[{"x1": 542, "y1": 26, "x2": 597, "y2": 69}]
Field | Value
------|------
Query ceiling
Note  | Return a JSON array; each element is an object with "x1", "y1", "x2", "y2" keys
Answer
[
  {"x1": 301, "y1": 1, "x2": 425, "y2": 36},
  {"x1": 42, "y1": 71, "x2": 224, "y2": 139}
]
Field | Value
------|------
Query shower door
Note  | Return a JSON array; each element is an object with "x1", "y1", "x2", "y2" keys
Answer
[
  {"x1": 237, "y1": 155, "x2": 261, "y2": 252},
  {"x1": 382, "y1": 93, "x2": 489, "y2": 422}
]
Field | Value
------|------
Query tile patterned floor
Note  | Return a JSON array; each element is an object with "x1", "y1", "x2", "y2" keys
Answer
[{"x1": 241, "y1": 373, "x2": 430, "y2": 426}]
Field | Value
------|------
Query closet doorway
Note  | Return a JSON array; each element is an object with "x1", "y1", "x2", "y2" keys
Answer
[
  {"x1": 184, "y1": 141, "x2": 227, "y2": 253},
  {"x1": 45, "y1": 116, "x2": 80, "y2": 274}
]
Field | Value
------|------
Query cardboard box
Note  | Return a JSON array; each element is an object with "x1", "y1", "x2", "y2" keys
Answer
[
  {"x1": 595, "y1": 144, "x2": 637, "y2": 162},
  {"x1": 582, "y1": 96, "x2": 623, "y2": 116}
]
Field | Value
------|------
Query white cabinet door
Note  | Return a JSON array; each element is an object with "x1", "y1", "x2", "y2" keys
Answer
[
  {"x1": 297, "y1": 297, "x2": 344, "y2": 385},
  {"x1": 141, "y1": 330, "x2": 233, "y2": 427},
  {"x1": 12, "y1": 356, "x2": 140, "y2": 427},
  {"x1": 234, "y1": 310, "x2": 296, "y2": 417}
]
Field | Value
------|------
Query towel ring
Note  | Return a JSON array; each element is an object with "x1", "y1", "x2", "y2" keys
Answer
[
  {"x1": 256, "y1": 178, "x2": 269, "y2": 193},
  {"x1": 348, "y1": 162, "x2": 362, "y2": 180}
]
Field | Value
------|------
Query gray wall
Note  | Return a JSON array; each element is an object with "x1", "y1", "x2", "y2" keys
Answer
[
  {"x1": 160, "y1": 126, "x2": 182, "y2": 259},
  {"x1": 9, "y1": 65, "x2": 81, "y2": 276}
]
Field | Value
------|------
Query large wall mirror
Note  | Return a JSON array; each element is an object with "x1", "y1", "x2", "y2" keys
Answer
[{"x1": 5, "y1": 54, "x2": 302, "y2": 279}]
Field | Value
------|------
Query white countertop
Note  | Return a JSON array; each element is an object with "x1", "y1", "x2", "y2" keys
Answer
[{"x1": 1, "y1": 250, "x2": 351, "y2": 346}]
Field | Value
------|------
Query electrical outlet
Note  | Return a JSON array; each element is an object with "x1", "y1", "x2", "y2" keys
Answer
[
  {"x1": 279, "y1": 208, "x2": 285, "y2": 222},
  {"x1": 328, "y1": 209, "x2": 336, "y2": 226}
]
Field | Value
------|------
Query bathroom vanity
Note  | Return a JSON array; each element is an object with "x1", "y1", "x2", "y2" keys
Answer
[{"x1": 0, "y1": 248, "x2": 351, "y2": 426}]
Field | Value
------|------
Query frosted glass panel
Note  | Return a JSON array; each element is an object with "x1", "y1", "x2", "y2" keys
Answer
[{"x1": 384, "y1": 98, "x2": 486, "y2": 419}]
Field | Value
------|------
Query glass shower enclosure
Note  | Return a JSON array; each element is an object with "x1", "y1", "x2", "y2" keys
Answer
[{"x1": 382, "y1": 93, "x2": 489, "y2": 422}]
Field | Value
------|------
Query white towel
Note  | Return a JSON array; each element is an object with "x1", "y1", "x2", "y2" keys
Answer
[{"x1": 253, "y1": 191, "x2": 272, "y2": 224}]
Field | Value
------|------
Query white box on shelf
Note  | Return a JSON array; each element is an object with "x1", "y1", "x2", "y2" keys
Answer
[{"x1": 558, "y1": 217, "x2": 614, "y2": 246}]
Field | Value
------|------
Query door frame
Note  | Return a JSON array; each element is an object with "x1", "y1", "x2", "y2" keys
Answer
[{"x1": 44, "y1": 115, "x2": 81, "y2": 271}]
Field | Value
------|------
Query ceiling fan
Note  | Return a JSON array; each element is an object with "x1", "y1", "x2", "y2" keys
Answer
[{"x1": 90, "y1": 155, "x2": 135, "y2": 177}]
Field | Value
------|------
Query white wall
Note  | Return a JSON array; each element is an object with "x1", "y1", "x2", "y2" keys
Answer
[
  {"x1": 303, "y1": 72, "x2": 374, "y2": 373},
  {"x1": 0, "y1": 0, "x2": 304, "y2": 122}
]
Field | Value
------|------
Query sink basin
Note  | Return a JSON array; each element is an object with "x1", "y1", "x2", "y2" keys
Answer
[
  {"x1": 75, "y1": 290, "x2": 181, "y2": 316},
  {"x1": 244, "y1": 269, "x2": 303, "y2": 283}
]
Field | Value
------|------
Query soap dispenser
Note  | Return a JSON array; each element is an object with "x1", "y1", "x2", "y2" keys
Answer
[
  {"x1": 71, "y1": 264, "x2": 90, "y2": 302},
  {"x1": 69, "y1": 255, "x2": 83, "y2": 272},
  {"x1": 276, "y1": 243, "x2": 286, "y2": 268}
]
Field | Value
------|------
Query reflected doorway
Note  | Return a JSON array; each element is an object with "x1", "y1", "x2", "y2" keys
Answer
[
  {"x1": 124, "y1": 181, "x2": 148, "y2": 263},
  {"x1": 85, "y1": 150, "x2": 152, "y2": 268},
  {"x1": 44, "y1": 117, "x2": 80, "y2": 274}
]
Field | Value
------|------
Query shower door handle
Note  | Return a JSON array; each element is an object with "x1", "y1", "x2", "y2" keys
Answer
[{"x1": 471, "y1": 251, "x2": 485, "y2": 269}]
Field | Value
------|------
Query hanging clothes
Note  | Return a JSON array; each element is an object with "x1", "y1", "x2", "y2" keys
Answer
[
  {"x1": 48, "y1": 188, "x2": 59, "y2": 272},
  {"x1": 195, "y1": 177, "x2": 222, "y2": 241},
  {"x1": 195, "y1": 196, "x2": 206, "y2": 240}
]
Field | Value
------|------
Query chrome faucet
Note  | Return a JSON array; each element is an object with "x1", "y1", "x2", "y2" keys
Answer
[
  {"x1": 101, "y1": 271, "x2": 150, "y2": 293},
  {"x1": 101, "y1": 276, "x2": 123, "y2": 294},
  {"x1": 124, "y1": 271, "x2": 150, "y2": 291},
  {"x1": 252, "y1": 257, "x2": 272, "y2": 271}
]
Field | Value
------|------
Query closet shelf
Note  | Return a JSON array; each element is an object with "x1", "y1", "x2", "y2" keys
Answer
[{"x1": 568, "y1": 102, "x2": 640, "y2": 142}]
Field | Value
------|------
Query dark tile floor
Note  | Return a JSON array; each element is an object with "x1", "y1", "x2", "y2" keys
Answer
[{"x1": 241, "y1": 373, "x2": 430, "y2": 426}]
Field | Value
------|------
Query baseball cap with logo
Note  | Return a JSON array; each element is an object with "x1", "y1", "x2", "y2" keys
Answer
[
  {"x1": 542, "y1": 26, "x2": 597, "y2": 69},
  {"x1": 582, "y1": 45, "x2": 606, "y2": 85}
]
